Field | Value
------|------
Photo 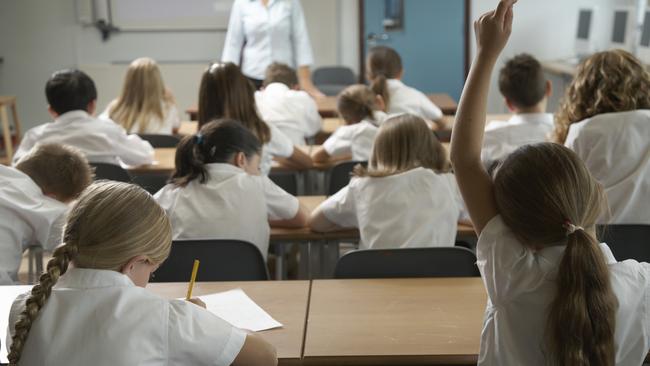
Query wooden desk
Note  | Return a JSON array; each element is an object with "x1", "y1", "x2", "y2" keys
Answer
[
  {"x1": 128, "y1": 148, "x2": 176, "y2": 175},
  {"x1": 303, "y1": 278, "x2": 486, "y2": 365},
  {"x1": 178, "y1": 120, "x2": 197, "y2": 136},
  {"x1": 148, "y1": 281, "x2": 310, "y2": 366}
]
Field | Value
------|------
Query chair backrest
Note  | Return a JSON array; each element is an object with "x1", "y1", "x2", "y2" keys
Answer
[
  {"x1": 334, "y1": 247, "x2": 480, "y2": 279},
  {"x1": 131, "y1": 173, "x2": 170, "y2": 195},
  {"x1": 312, "y1": 66, "x2": 357, "y2": 86},
  {"x1": 152, "y1": 239, "x2": 270, "y2": 282},
  {"x1": 328, "y1": 161, "x2": 367, "y2": 195},
  {"x1": 90, "y1": 163, "x2": 132, "y2": 183},
  {"x1": 269, "y1": 171, "x2": 298, "y2": 195},
  {"x1": 597, "y1": 225, "x2": 650, "y2": 262},
  {"x1": 138, "y1": 134, "x2": 181, "y2": 148}
]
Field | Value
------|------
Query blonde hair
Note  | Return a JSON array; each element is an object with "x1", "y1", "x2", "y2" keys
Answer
[
  {"x1": 15, "y1": 143, "x2": 93, "y2": 202},
  {"x1": 553, "y1": 49, "x2": 650, "y2": 143},
  {"x1": 109, "y1": 57, "x2": 173, "y2": 134},
  {"x1": 355, "y1": 114, "x2": 449, "y2": 178},
  {"x1": 337, "y1": 84, "x2": 379, "y2": 125},
  {"x1": 492, "y1": 143, "x2": 616, "y2": 365},
  {"x1": 8, "y1": 181, "x2": 172, "y2": 365}
]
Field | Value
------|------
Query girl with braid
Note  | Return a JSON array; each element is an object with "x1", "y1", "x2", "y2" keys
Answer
[{"x1": 7, "y1": 181, "x2": 277, "y2": 366}]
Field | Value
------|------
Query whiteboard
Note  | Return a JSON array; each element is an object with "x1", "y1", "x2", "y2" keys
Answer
[{"x1": 109, "y1": 0, "x2": 234, "y2": 31}]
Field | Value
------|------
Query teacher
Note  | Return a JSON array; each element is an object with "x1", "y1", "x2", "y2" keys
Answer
[{"x1": 222, "y1": 0, "x2": 324, "y2": 97}]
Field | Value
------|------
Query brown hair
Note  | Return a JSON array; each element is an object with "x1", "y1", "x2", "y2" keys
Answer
[
  {"x1": 355, "y1": 114, "x2": 449, "y2": 177},
  {"x1": 15, "y1": 143, "x2": 93, "y2": 202},
  {"x1": 8, "y1": 181, "x2": 172, "y2": 365},
  {"x1": 198, "y1": 62, "x2": 270, "y2": 143},
  {"x1": 337, "y1": 85, "x2": 379, "y2": 125},
  {"x1": 492, "y1": 143, "x2": 616, "y2": 365},
  {"x1": 553, "y1": 49, "x2": 650, "y2": 143},
  {"x1": 367, "y1": 46, "x2": 402, "y2": 107},
  {"x1": 263, "y1": 62, "x2": 298, "y2": 88},
  {"x1": 498, "y1": 53, "x2": 547, "y2": 109}
]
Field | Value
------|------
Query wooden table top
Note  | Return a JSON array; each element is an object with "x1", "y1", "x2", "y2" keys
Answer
[
  {"x1": 147, "y1": 280, "x2": 310, "y2": 365},
  {"x1": 303, "y1": 278, "x2": 486, "y2": 365}
]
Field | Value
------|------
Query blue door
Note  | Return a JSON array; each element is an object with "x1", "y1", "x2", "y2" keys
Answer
[{"x1": 363, "y1": 0, "x2": 467, "y2": 101}]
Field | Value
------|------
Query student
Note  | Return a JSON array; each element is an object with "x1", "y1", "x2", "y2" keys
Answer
[
  {"x1": 367, "y1": 46, "x2": 443, "y2": 122},
  {"x1": 311, "y1": 84, "x2": 387, "y2": 163},
  {"x1": 481, "y1": 53, "x2": 553, "y2": 163},
  {"x1": 255, "y1": 62, "x2": 322, "y2": 145},
  {"x1": 553, "y1": 50, "x2": 650, "y2": 224},
  {"x1": 100, "y1": 57, "x2": 181, "y2": 135},
  {"x1": 7, "y1": 181, "x2": 277, "y2": 366},
  {"x1": 310, "y1": 114, "x2": 461, "y2": 249},
  {"x1": 12, "y1": 69, "x2": 154, "y2": 166},
  {"x1": 198, "y1": 62, "x2": 312, "y2": 175},
  {"x1": 451, "y1": 2, "x2": 650, "y2": 365},
  {"x1": 0, "y1": 143, "x2": 92, "y2": 285},
  {"x1": 155, "y1": 119, "x2": 308, "y2": 259}
]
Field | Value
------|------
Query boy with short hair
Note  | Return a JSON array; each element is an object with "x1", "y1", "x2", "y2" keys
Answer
[
  {"x1": 255, "y1": 62, "x2": 322, "y2": 145},
  {"x1": 12, "y1": 69, "x2": 154, "y2": 166},
  {"x1": 481, "y1": 53, "x2": 554, "y2": 163},
  {"x1": 0, "y1": 143, "x2": 93, "y2": 284}
]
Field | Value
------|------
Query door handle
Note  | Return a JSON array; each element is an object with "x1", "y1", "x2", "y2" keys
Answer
[{"x1": 366, "y1": 32, "x2": 390, "y2": 42}]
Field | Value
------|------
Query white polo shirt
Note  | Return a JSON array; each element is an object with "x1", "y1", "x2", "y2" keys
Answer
[
  {"x1": 154, "y1": 163, "x2": 299, "y2": 258},
  {"x1": 319, "y1": 167, "x2": 461, "y2": 249},
  {"x1": 481, "y1": 113, "x2": 553, "y2": 163},
  {"x1": 386, "y1": 79, "x2": 443, "y2": 121},
  {"x1": 477, "y1": 215, "x2": 650, "y2": 365},
  {"x1": 564, "y1": 110, "x2": 650, "y2": 224},
  {"x1": 0, "y1": 165, "x2": 67, "y2": 284},
  {"x1": 100, "y1": 100, "x2": 182, "y2": 135},
  {"x1": 261, "y1": 122, "x2": 295, "y2": 175},
  {"x1": 255, "y1": 82, "x2": 322, "y2": 145},
  {"x1": 7, "y1": 268, "x2": 246, "y2": 365},
  {"x1": 13, "y1": 111, "x2": 154, "y2": 166},
  {"x1": 322, "y1": 111, "x2": 387, "y2": 162},
  {"x1": 222, "y1": 0, "x2": 315, "y2": 80}
]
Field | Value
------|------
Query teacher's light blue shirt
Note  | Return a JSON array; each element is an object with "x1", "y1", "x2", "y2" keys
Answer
[{"x1": 222, "y1": 0, "x2": 315, "y2": 80}]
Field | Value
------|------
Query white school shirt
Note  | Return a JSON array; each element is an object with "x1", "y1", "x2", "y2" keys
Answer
[
  {"x1": 7, "y1": 268, "x2": 246, "y2": 365},
  {"x1": 477, "y1": 215, "x2": 650, "y2": 365},
  {"x1": 255, "y1": 82, "x2": 322, "y2": 145},
  {"x1": 222, "y1": 0, "x2": 315, "y2": 80},
  {"x1": 322, "y1": 111, "x2": 387, "y2": 162},
  {"x1": 12, "y1": 111, "x2": 154, "y2": 166},
  {"x1": 481, "y1": 113, "x2": 553, "y2": 163},
  {"x1": 154, "y1": 163, "x2": 299, "y2": 259},
  {"x1": 386, "y1": 79, "x2": 443, "y2": 121},
  {"x1": 0, "y1": 166, "x2": 67, "y2": 284},
  {"x1": 319, "y1": 167, "x2": 461, "y2": 249},
  {"x1": 565, "y1": 110, "x2": 650, "y2": 224},
  {"x1": 99, "y1": 99, "x2": 182, "y2": 135},
  {"x1": 260, "y1": 122, "x2": 295, "y2": 175}
]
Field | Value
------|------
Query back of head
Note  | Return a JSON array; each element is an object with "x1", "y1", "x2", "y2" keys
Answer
[
  {"x1": 367, "y1": 46, "x2": 402, "y2": 107},
  {"x1": 172, "y1": 118, "x2": 262, "y2": 187},
  {"x1": 110, "y1": 57, "x2": 166, "y2": 133},
  {"x1": 337, "y1": 84, "x2": 377, "y2": 124},
  {"x1": 263, "y1": 62, "x2": 298, "y2": 88},
  {"x1": 45, "y1": 69, "x2": 97, "y2": 115},
  {"x1": 198, "y1": 62, "x2": 270, "y2": 142},
  {"x1": 8, "y1": 181, "x2": 171, "y2": 365},
  {"x1": 15, "y1": 143, "x2": 93, "y2": 202},
  {"x1": 355, "y1": 114, "x2": 449, "y2": 178},
  {"x1": 498, "y1": 53, "x2": 546, "y2": 110},
  {"x1": 492, "y1": 143, "x2": 616, "y2": 365},
  {"x1": 554, "y1": 49, "x2": 650, "y2": 143}
]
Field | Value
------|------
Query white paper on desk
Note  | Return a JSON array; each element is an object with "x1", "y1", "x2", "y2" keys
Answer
[
  {"x1": 0, "y1": 285, "x2": 34, "y2": 363},
  {"x1": 199, "y1": 288, "x2": 282, "y2": 332}
]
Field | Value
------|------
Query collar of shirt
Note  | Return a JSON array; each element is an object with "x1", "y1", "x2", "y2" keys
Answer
[
  {"x1": 250, "y1": 0, "x2": 279, "y2": 7},
  {"x1": 508, "y1": 113, "x2": 554, "y2": 126},
  {"x1": 263, "y1": 82, "x2": 291, "y2": 94},
  {"x1": 55, "y1": 267, "x2": 135, "y2": 290},
  {"x1": 204, "y1": 163, "x2": 246, "y2": 175},
  {"x1": 54, "y1": 110, "x2": 91, "y2": 125},
  {"x1": 386, "y1": 78, "x2": 405, "y2": 89}
]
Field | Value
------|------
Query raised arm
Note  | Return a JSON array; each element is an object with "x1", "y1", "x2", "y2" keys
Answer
[{"x1": 449, "y1": 0, "x2": 516, "y2": 234}]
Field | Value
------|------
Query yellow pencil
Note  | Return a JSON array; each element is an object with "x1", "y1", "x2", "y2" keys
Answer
[{"x1": 186, "y1": 259, "x2": 200, "y2": 300}]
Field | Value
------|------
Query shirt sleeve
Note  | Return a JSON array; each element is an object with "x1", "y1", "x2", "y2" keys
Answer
[
  {"x1": 420, "y1": 94, "x2": 443, "y2": 121},
  {"x1": 290, "y1": 0, "x2": 315, "y2": 67},
  {"x1": 260, "y1": 176, "x2": 300, "y2": 220},
  {"x1": 107, "y1": 122, "x2": 155, "y2": 166},
  {"x1": 221, "y1": 0, "x2": 245, "y2": 65},
  {"x1": 322, "y1": 126, "x2": 353, "y2": 158},
  {"x1": 298, "y1": 92, "x2": 322, "y2": 137},
  {"x1": 266, "y1": 123, "x2": 295, "y2": 158},
  {"x1": 167, "y1": 299, "x2": 247, "y2": 366},
  {"x1": 319, "y1": 184, "x2": 359, "y2": 228}
]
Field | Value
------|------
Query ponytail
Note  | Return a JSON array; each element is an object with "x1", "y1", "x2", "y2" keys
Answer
[
  {"x1": 370, "y1": 75, "x2": 390, "y2": 109},
  {"x1": 366, "y1": 46, "x2": 402, "y2": 110}
]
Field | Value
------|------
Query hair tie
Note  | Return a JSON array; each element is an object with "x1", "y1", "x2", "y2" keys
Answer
[
  {"x1": 194, "y1": 133, "x2": 204, "y2": 145},
  {"x1": 563, "y1": 220, "x2": 584, "y2": 235}
]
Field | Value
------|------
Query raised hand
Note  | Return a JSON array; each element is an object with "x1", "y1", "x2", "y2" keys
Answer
[{"x1": 475, "y1": 0, "x2": 517, "y2": 60}]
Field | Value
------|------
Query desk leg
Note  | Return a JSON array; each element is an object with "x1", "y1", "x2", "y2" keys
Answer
[
  {"x1": 275, "y1": 243, "x2": 286, "y2": 280},
  {"x1": 1, "y1": 105, "x2": 13, "y2": 162},
  {"x1": 321, "y1": 241, "x2": 340, "y2": 278},
  {"x1": 296, "y1": 171, "x2": 305, "y2": 196},
  {"x1": 298, "y1": 242, "x2": 311, "y2": 279}
]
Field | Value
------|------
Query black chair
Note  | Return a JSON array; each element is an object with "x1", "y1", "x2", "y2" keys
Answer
[
  {"x1": 138, "y1": 134, "x2": 181, "y2": 148},
  {"x1": 152, "y1": 239, "x2": 270, "y2": 282},
  {"x1": 269, "y1": 171, "x2": 299, "y2": 195},
  {"x1": 91, "y1": 163, "x2": 131, "y2": 183},
  {"x1": 313, "y1": 66, "x2": 357, "y2": 96},
  {"x1": 334, "y1": 246, "x2": 480, "y2": 279},
  {"x1": 131, "y1": 173, "x2": 170, "y2": 195},
  {"x1": 597, "y1": 225, "x2": 650, "y2": 262},
  {"x1": 328, "y1": 161, "x2": 367, "y2": 195}
]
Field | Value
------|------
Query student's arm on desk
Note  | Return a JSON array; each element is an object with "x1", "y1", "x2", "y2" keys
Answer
[
  {"x1": 308, "y1": 205, "x2": 345, "y2": 232},
  {"x1": 311, "y1": 145, "x2": 331, "y2": 164},
  {"x1": 232, "y1": 333, "x2": 278, "y2": 366},
  {"x1": 269, "y1": 202, "x2": 309, "y2": 228},
  {"x1": 286, "y1": 146, "x2": 313, "y2": 169}
]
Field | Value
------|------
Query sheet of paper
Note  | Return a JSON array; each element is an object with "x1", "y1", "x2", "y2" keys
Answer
[
  {"x1": 0, "y1": 285, "x2": 33, "y2": 363},
  {"x1": 199, "y1": 288, "x2": 282, "y2": 332}
]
